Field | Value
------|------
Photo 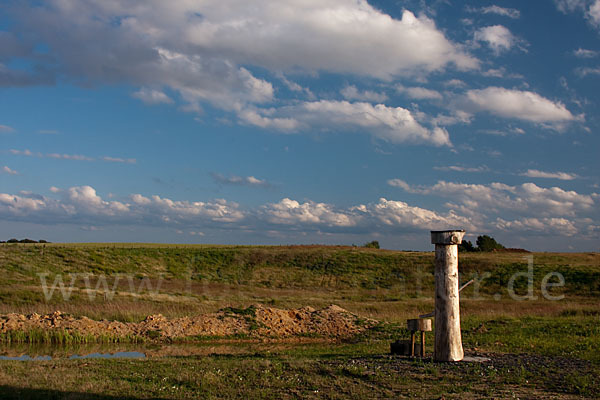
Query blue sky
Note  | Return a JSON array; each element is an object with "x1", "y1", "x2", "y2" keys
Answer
[{"x1": 1, "y1": 0, "x2": 599, "y2": 251}]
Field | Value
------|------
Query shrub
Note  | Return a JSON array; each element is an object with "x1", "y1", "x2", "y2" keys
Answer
[{"x1": 363, "y1": 240, "x2": 380, "y2": 249}]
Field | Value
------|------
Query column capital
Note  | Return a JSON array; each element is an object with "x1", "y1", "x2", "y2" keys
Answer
[{"x1": 431, "y1": 230, "x2": 465, "y2": 245}]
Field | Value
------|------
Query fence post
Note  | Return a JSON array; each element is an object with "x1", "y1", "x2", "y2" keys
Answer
[{"x1": 431, "y1": 230, "x2": 465, "y2": 362}]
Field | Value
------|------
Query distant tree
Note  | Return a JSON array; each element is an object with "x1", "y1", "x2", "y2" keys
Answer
[
  {"x1": 39, "y1": 239, "x2": 48, "y2": 243},
  {"x1": 7, "y1": 238, "x2": 18, "y2": 243},
  {"x1": 476, "y1": 235, "x2": 505, "y2": 252},
  {"x1": 19, "y1": 238, "x2": 37, "y2": 243},
  {"x1": 458, "y1": 240, "x2": 476, "y2": 252},
  {"x1": 363, "y1": 240, "x2": 380, "y2": 249}
]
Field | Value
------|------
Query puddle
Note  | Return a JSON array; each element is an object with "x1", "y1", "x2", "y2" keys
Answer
[
  {"x1": 0, "y1": 341, "x2": 340, "y2": 361},
  {"x1": 0, "y1": 352, "x2": 145, "y2": 361},
  {"x1": 69, "y1": 351, "x2": 146, "y2": 360}
]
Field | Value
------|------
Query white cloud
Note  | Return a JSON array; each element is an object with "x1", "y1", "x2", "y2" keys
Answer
[
  {"x1": 2, "y1": 166, "x2": 19, "y2": 175},
  {"x1": 0, "y1": 124, "x2": 15, "y2": 133},
  {"x1": 392, "y1": 180, "x2": 596, "y2": 220},
  {"x1": 396, "y1": 85, "x2": 442, "y2": 100},
  {"x1": 479, "y1": 5, "x2": 521, "y2": 19},
  {"x1": 0, "y1": 185, "x2": 245, "y2": 227},
  {"x1": 474, "y1": 25, "x2": 521, "y2": 55},
  {"x1": 130, "y1": 193, "x2": 244, "y2": 223},
  {"x1": 341, "y1": 85, "x2": 388, "y2": 103},
  {"x1": 10, "y1": 149, "x2": 137, "y2": 164},
  {"x1": 276, "y1": 73, "x2": 315, "y2": 99},
  {"x1": 387, "y1": 179, "x2": 412, "y2": 191},
  {"x1": 47, "y1": 153, "x2": 94, "y2": 161},
  {"x1": 262, "y1": 197, "x2": 475, "y2": 232},
  {"x1": 457, "y1": 87, "x2": 578, "y2": 126},
  {"x1": 368, "y1": 198, "x2": 475, "y2": 231},
  {"x1": 555, "y1": 0, "x2": 600, "y2": 28},
  {"x1": 495, "y1": 217, "x2": 579, "y2": 236},
  {"x1": 7, "y1": 0, "x2": 480, "y2": 143},
  {"x1": 132, "y1": 88, "x2": 174, "y2": 105},
  {"x1": 443, "y1": 79, "x2": 467, "y2": 88},
  {"x1": 242, "y1": 100, "x2": 451, "y2": 146},
  {"x1": 575, "y1": 66, "x2": 600, "y2": 77},
  {"x1": 1, "y1": 184, "x2": 597, "y2": 239},
  {"x1": 555, "y1": 0, "x2": 588, "y2": 13},
  {"x1": 211, "y1": 173, "x2": 272, "y2": 188},
  {"x1": 433, "y1": 165, "x2": 488, "y2": 173},
  {"x1": 574, "y1": 48, "x2": 599, "y2": 58},
  {"x1": 102, "y1": 156, "x2": 137, "y2": 164},
  {"x1": 520, "y1": 169, "x2": 578, "y2": 180},
  {"x1": 263, "y1": 198, "x2": 356, "y2": 227},
  {"x1": 13, "y1": 1, "x2": 479, "y2": 79},
  {"x1": 590, "y1": 0, "x2": 600, "y2": 26}
]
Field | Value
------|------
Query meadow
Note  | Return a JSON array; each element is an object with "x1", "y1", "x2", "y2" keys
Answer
[{"x1": 0, "y1": 243, "x2": 598, "y2": 398}]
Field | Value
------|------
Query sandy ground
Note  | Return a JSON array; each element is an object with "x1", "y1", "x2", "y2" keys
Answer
[{"x1": 0, "y1": 304, "x2": 376, "y2": 341}]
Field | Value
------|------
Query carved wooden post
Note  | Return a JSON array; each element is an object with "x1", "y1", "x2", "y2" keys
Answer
[{"x1": 431, "y1": 230, "x2": 465, "y2": 362}]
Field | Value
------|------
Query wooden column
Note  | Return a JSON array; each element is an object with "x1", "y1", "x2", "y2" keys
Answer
[{"x1": 431, "y1": 230, "x2": 465, "y2": 362}]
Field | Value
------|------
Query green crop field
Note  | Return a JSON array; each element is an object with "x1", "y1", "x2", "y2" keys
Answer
[{"x1": 0, "y1": 243, "x2": 598, "y2": 398}]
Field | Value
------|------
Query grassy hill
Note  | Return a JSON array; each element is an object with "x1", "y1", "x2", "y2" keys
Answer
[{"x1": 0, "y1": 243, "x2": 598, "y2": 321}]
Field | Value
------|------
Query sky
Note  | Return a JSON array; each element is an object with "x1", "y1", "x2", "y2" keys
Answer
[{"x1": 1, "y1": 0, "x2": 599, "y2": 251}]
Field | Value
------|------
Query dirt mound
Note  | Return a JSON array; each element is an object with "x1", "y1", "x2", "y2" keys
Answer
[{"x1": 0, "y1": 305, "x2": 376, "y2": 342}]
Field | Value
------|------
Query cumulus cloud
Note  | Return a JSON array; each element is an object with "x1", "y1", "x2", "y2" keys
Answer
[
  {"x1": 520, "y1": 169, "x2": 578, "y2": 180},
  {"x1": 240, "y1": 100, "x2": 451, "y2": 146},
  {"x1": 10, "y1": 1, "x2": 479, "y2": 79},
  {"x1": 132, "y1": 88, "x2": 174, "y2": 105},
  {"x1": 262, "y1": 197, "x2": 474, "y2": 232},
  {"x1": 2, "y1": 166, "x2": 19, "y2": 175},
  {"x1": 396, "y1": 85, "x2": 443, "y2": 100},
  {"x1": 495, "y1": 217, "x2": 579, "y2": 236},
  {"x1": 456, "y1": 87, "x2": 578, "y2": 127},
  {"x1": 263, "y1": 198, "x2": 357, "y2": 227},
  {"x1": 474, "y1": 25, "x2": 523, "y2": 55},
  {"x1": 0, "y1": 185, "x2": 474, "y2": 234},
  {"x1": 341, "y1": 85, "x2": 388, "y2": 103},
  {"x1": 390, "y1": 180, "x2": 596, "y2": 220},
  {"x1": 1, "y1": 183, "x2": 597, "y2": 238},
  {"x1": 367, "y1": 198, "x2": 474, "y2": 231},
  {"x1": 130, "y1": 193, "x2": 244, "y2": 223},
  {"x1": 0, "y1": 185, "x2": 244, "y2": 227},
  {"x1": 211, "y1": 173, "x2": 273, "y2": 188},
  {"x1": 4, "y1": 0, "x2": 479, "y2": 144}
]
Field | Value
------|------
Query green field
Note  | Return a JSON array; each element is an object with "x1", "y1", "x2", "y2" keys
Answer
[{"x1": 0, "y1": 243, "x2": 598, "y2": 398}]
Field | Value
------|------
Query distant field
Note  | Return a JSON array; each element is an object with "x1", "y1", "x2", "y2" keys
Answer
[
  {"x1": 0, "y1": 243, "x2": 598, "y2": 398},
  {"x1": 0, "y1": 243, "x2": 598, "y2": 319}
]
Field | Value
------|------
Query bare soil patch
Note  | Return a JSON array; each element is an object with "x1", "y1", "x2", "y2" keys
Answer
[{"x1": 0, "y1": 304, "x2": 376, "y2": 341}]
